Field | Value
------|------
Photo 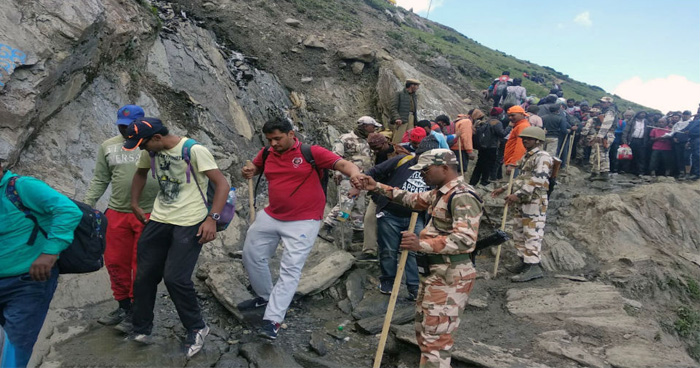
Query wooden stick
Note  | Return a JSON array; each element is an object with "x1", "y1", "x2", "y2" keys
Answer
[
  {"x1": 246, "y1": 160, "x2": 255, "y2": 223},
  {"x1": 373, "y1": 212, "x2": 419, "y2": 368},
  {"x1": 557, "y1": 135, "x2": 567, "y2": 159},
  {"x1": 596, "y1": 144, "x2": 601, "y2": 173},
  {"x1": 493, "y1": 168, "x2": 515, "y2": 277},
  {"x1": 565, "y1": 134, "x2": 575, "y2": 174},
  {"x1": 458, "y1": 138, "x2": 465, "y2": 177}
]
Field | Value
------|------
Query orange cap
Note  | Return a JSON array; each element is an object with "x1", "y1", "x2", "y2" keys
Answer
[{"x1": 507, "y1": 106, "x2": 527, "y2": 115}]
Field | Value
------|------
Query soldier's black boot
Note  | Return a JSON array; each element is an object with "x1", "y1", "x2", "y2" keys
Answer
[
  {"x1": 318, "y1": 223, "x2": 335, "y2": 243},
  {"x1": 505, "y1": 257, "x2": 527, "y2": 274},
  {"x1": 511, "y1": 263, "x2": 544, "y2": 282}
]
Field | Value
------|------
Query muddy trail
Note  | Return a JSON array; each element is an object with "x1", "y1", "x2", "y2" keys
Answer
[{"x1": 39, "y1": 168, "x2": 700, "y2": 368}]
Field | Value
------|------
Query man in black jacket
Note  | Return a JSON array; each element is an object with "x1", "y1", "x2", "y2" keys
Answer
[
  {"x1": 470, "y1": 117, "x2": 505, "y2": 186},
  {"x1": 621, "y1": 111, "x2": 651, "y2": 176},
  {"x1": 366, "y1": 137, "x2": 438, "y2": 300}
]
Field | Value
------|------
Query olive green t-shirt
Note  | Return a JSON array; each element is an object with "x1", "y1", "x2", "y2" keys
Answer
[
  {"x1": 137, "y1": 137, "x2": 218, "y2": 226},
  {"x1": 84, "y1": 135, "x2": 159, "y2": 212}
]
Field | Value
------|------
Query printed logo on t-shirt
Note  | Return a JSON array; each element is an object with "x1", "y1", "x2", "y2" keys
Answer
[
  {"x1": 402, "y1": 171, "x2": 429, "y2": 193},
  {"x1": 155, "y1": 153, "x2": 184, "y2": 204},
  {"x1": 292, "y1": 156, "x2": 303, "y2": 168}
]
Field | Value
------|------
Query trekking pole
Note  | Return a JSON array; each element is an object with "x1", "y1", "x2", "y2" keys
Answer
[
  {"x1": 373, "y1": 212, "x2": 419, "y2": 368},
  {"x1": 246, "y1": 160, "x2": 255, "y2": 223},
  {"x1": 458, "y1": 138, "x2": 465, "y2": 177},
  {"x1": 565, "y1": 134, "x2": 575, "y2": 174},
  {"x1": 493, "y1": 168, "x2": 515, "y2": 277}
]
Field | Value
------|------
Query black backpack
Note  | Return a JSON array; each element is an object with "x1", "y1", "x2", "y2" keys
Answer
[
  {"x1": 473, "y1": 120, "x2": 494, "y2": 150},
  {"x1": 5, "y1": 176, "x2": 107, "y2": 274},
  {"x1": 253, "y1": 144, "x2": 329, "y2": 207}
]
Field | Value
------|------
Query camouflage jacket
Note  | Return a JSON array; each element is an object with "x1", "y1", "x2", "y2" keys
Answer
[
  {"x1": 581, "y1": 113, "x2": 615, "y2": 143},
  {"x1": 333, "y1": 131, "x2": 373, "y2": 172},
  {"x1": 511, "y1": 147, "x2": 553, "y2": 203},
  {"x1": 580, "y1": 110, "x2": 615, "y2": 140},
  {"x1": 374, "y1": 177, "x2": 482, "y2": 255}
]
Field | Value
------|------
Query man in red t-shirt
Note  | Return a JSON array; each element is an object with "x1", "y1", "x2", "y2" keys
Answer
[{"x1": 239, "y1": 118, "x2": 362, "y2": 340}]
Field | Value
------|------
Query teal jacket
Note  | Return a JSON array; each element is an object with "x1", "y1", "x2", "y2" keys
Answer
[{"x1": 0, "y1": 170, "x2": 82, "y2": 277}]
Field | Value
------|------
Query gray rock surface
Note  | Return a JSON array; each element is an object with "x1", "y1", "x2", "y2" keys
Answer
[
  {"x1": 240, "y1": 342, "x2": 304, "y2": 368},
  {"x1": 285, "y1": 18, "x2": 302, "y2": 27},
  {"x1": 337, "y1": 45, "x2": 376, "y2": 63},
  {"x1": 351, "y1": 61, "x2": 365, "y2": 75},
  {"x1": 345, "y1": 269, "x2": 367, "y2": 309}
]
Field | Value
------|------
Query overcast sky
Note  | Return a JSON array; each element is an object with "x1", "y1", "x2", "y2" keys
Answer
[{"x1": 395, "y1": 0, "x2": 700, "y2": 113}]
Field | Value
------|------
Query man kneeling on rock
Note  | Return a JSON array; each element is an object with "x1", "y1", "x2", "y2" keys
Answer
[
  {"x1": 491, "y1": 126, "x2": 553, "y2": 282},
  {"x1": 239, "y1": 117, "x2": 362, "y2": 340},
  {"x1": 353, "y1": 149, "x2": 482, "y2": 368}
]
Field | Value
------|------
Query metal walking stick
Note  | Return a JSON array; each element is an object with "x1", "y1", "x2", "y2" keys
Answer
[
  {"x1": 493, "y1": 168, "x2": 515, "y2": 277},
  {"x1": 373, "y1": 212, "x2": 419, "y2": 368},
  {"x1": 246, "y1": 160, "x2": 255, "y2": 223}
]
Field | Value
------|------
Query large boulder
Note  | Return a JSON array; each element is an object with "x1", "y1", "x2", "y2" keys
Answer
[{"x1": 337, "y1": 45, "x2": 376, "y2": 63}]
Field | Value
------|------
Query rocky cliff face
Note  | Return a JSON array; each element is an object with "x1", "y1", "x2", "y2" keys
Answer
[{"x1": 2, "y1": 1, "x2": 699, "y2": 367}]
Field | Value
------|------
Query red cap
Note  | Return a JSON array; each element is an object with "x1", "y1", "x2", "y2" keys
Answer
[{"x1": 409, "y1": 128, "x2": 427, "y2": 143}]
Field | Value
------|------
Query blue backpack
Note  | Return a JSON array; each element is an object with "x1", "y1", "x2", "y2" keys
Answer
[
  {"x1": 148, "y1": 139, "x2": 235, "y2": 231},
  {"x1": 5, "y1": 176, "x2": 107, "y2": 274}
]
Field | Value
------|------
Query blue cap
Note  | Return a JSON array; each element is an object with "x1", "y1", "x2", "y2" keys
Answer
[{"x1": 116, "y1": 105, "x2": 145, "y2": 126}]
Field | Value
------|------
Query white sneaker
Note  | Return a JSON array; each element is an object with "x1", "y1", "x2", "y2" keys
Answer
[{"x1": 185, "y1": 325, "x2": 210, "y2": 358}]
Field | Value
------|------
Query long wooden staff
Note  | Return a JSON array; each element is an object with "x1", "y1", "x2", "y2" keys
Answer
[
  {"x1": 565, "y1": 134, "x2": 575, "y2": 174},
  {"x1": 458, "y1": 138, "x2": 465, "y2": 177},
  {"x1": 246, "y1": 160, "x2": 255, "y2": 223},
  {"x1": 373, "y1": 212, "x2": 419, "y2": 368},
  {"x1": 493, "y1": 168, "x2": 515, "y2": 277}
]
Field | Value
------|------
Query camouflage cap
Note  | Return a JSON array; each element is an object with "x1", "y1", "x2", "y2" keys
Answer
[
  {"x1": 406, "y1": 78, "x2": 421, "y2": 85},
  {"x1": 598, "y1": 96, "x2": 614, "y2": 103},
  {"x1": 409, "y1": 148, "x2": 457, "y2": 170},
  {"x1": 589, "y1": 107, "x2": 602, "y2": 114}
]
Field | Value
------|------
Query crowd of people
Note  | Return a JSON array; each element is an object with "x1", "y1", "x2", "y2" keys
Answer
[{"x1": 1, "y1": 74, "x2": 699, "y2": 368}]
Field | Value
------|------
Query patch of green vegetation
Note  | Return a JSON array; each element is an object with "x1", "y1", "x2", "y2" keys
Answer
[
  {"x1": 675, "y1": 306, "x2": 700, "y2": 338},
  {"x1": 687, "y1": 278, "x2": 700, "y2": 301},
  {"x1": 363, "y1": 0, "x2": 394, "y2": 12},
  {"x1": 289, "y1": 0, "x2": 360, "y2": 30},
  {"x1": 387, "y1": 30, "x2": 403, "y2": 41},
  {"x1": 674, "y1": 306, "x2": 700, "y2": 362}
]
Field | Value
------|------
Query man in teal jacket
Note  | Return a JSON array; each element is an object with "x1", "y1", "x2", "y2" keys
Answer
[{"x1": 0, "y1": 160, "x2": 81, "y2": 367}]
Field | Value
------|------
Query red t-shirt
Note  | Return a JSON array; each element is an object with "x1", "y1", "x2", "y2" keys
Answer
[
  {"x1": 650, "y1": 128, "x2": 672, "y2": 151},
  {"x1": 253, "y1": 139, "x2": 341, "y2": 221}
]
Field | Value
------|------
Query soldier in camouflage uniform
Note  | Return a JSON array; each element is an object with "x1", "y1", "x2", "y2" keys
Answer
[
  {"x1": 319, "y1": 116, "x2": 380, "y2": 243},
  {"x1": 491, "y1": 127, "x2": 552, "y2": 282},
  {"x1": 353, "y1": 149, "x2": 482, "y2": 368},
  {"x1": 581, "y1": 102, "x2": 616, "y2": 180}
]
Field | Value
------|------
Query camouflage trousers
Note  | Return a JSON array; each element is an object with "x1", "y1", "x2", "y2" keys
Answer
[
  {"x1": 415, "y1": 260, "x2": 476, "y2": 368},
  {"x1": 511, "y1": 197, "x2": 548, "y2": 264},
  {"x1": 323, "y1": 178, "x2": 366, "y2": 231},
  {"x1": 589, "y1": 142, "x2": 610, "y2": 174}
]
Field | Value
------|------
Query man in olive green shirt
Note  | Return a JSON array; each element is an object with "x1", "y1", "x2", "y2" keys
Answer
[{"x1": 84, "y1": 105, "x2": 159, "y2": 326}]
